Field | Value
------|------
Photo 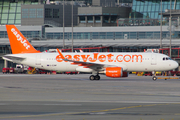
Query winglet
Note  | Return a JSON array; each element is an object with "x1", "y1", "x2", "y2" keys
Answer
[
  {"x1": 56, "y1": 48, "x2": 66, "y2": 60},
  {"x1": 6, "y1": 25, "x2": 40, "y2": 54},
  {"x1": 80, "y1": 49, "x2": 83, "y2": 53}
]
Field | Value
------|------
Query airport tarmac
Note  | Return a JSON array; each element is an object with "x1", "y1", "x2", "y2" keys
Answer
[{"x1": 0, "y1": 73, "x2": 180, "y2": 120}]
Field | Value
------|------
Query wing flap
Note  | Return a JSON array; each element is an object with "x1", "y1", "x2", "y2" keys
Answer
[{"x1": 66, "y1": 59, "x2": 104, "y2": 69}]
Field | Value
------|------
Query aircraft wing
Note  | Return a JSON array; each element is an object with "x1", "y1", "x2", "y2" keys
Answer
[
  {"x1": 65, "y1": 59, "x2": 117, "y2": 71},
  {"x1": 56, "y1": 49, "x2": 118, "y2": 71}
]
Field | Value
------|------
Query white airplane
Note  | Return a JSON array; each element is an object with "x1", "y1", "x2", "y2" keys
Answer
[{"x1": 2, "y1": 25, "x2": 179, "y2": 81}]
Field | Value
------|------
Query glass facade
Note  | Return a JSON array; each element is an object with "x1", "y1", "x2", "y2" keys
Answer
[
  {"x1": 46, "y1": 31, "x2": 180, "y2": 40},
  {"x1": 64, "y1": 0, "x2": 92, "y2": 5},
  {"x1": 45, "y1": 8, "x2": 52, "y2": 18},
  {"x1": 118, "y1": 0, "x2": 180, "y2": 27},
  {"x1": 131, "y1": 0, "x2": 178, "y2": 20},
  {"x1": 22, "y1": 8, "x2": 43, "y2": 18},
  {"x1": 0, "y1": 31, "x2": 40, "y2": 38},
  {"x1": 0, "y1": 0, "x2": 44, "y2": 25}
]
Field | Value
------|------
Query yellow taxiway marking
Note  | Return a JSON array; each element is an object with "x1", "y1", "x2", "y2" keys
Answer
[{"x1": 157, "y1": 77, "x2": 180, "y2": 80}]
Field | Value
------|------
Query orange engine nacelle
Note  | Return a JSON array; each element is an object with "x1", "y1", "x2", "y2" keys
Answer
[
  {"x1": 105, "y1": 67, "x2": 123, "y2": 78},
  {"x1": 105, "y1": 67, "x2": 128, "y2": 78}
]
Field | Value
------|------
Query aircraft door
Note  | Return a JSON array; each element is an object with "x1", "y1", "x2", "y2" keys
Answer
[{"x1": 151, "y1": 54, "x2": 157, "y2": 65}]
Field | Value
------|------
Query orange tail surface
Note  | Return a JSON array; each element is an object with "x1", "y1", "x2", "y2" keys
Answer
[{"x1": 6, "y1": 25, "x2": 40, "y2": 54}]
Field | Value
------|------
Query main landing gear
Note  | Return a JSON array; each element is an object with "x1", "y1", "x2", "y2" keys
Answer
[{"x1": 89, "y1": 75, "x2": 100, "y2": 81}]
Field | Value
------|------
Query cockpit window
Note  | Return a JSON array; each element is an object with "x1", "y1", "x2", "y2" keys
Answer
[
  {"x1": 168, "y1": 57, "x2": 172, "y2": 60},
  {"x1": 163, "y1": 57, "x2": 172, "y2": 60}
]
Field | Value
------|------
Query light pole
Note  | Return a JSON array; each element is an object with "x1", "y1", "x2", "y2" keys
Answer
[
  {"x1": 160, "y1": 0, "x2": 162, "y2": 49},
  {"x1": 170, "y1": 0, "x2": 172, "y2": 58},
  {"x1": 71, "y1": 0, "x2": 74, "y2": 52},
  {"x1": 63, "y1": 0, "x2": 65, "y2": 49}
]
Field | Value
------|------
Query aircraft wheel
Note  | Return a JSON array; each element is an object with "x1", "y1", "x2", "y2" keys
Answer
[
  {"x1": 89, "y1": 75, "x2": 95, "y2": 81},
  {"x1": 95, "y1": 75, "x2": 100, "y2": 80},
  {"x1": 152, "y1": 76, "x2": 157, "y2": 81}
]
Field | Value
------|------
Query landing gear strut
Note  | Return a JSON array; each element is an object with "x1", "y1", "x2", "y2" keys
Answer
[
  {"x1": 152, "y1": 71, "x2": 157, "y2": 81},
  {"x1": 89, "y1": 75, "x2": 100, "y2": 81}
]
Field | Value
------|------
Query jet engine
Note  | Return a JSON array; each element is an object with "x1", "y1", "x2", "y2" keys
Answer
[
  {"x1": 122, "y1": 71, "x2": 128, "y2": 77},
  {"x1": 105, "y1": 67, "x2": 128, "y2": 78}
]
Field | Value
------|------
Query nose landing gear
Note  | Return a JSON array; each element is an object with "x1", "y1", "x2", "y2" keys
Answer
[
  {"x1": 152, "y1": 76, "x2": 157, "y2": 81},
  {"x1": 152, "y1": 71, "x2": 157, "y2": 81}
]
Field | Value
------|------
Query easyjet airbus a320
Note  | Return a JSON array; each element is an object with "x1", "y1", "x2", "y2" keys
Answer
[{"x1": 3, "y1": 25, "x2": 179, "y2": 80}]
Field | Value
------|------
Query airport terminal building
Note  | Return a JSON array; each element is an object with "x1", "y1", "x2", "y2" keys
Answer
[{"x1": 0, "y1": 0, "x2": 180, "y2": 70}]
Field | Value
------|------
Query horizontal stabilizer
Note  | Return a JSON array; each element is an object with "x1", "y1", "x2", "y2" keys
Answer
[{"x1": 3, "y1": 55, "x2": 25, "y2": 62}]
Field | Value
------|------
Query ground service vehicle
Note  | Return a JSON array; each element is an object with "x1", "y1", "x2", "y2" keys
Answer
[{"x1": 2, "y1": 68, "x2": 9, "y2": 74}]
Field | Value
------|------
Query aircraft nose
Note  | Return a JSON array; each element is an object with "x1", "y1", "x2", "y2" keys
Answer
[{"x1": 172, "y1": 61, "x2": 179, "y2": 69}]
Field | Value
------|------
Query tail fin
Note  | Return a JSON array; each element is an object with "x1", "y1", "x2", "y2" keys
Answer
[{"x1": 6, "y1": 25, "x2": 40, "y2": 54}]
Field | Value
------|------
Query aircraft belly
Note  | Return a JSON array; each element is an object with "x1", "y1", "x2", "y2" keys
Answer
[
  {"x1": 57, "y1": 62, "x2": 76, "y2": 72},
  {"x1": 126, "y1": 62, "x2": 170, "y2": 72}
]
